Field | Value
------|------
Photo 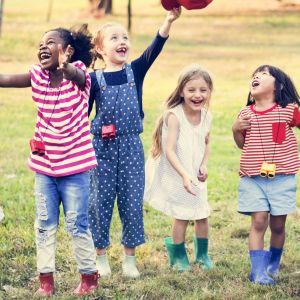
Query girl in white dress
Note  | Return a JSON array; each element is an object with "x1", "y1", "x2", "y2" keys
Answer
[{"x1": 145, "y1": 65, "x2": 213, "y2": 271}]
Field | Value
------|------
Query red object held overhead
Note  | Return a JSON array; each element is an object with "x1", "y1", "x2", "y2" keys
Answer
[{"x1": 161, "y1": 0, "x2": 214, "y2": 10}]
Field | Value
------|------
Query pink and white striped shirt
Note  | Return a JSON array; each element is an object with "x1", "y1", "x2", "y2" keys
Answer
[{"x1": 28, "y1": 61, "x2": 97, "y2": 177}]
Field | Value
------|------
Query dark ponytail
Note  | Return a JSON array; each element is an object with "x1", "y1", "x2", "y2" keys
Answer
[{"x1": 50, "y1": 24, "x2": 93, "y2": 67}]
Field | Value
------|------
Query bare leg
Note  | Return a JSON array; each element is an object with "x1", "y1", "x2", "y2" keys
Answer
[
  {"x1": 172, "y1": 219, "x2": 189, "y2": 244},
  {"x1": 249, "y1": 212, "x2": 269, "y2": 250},
  {"x1": 269, "y1": 215, "x2": 286, "y2": 248},
  {"x1": 194, "y1": 218, "x2": 208, "y2": 238}
]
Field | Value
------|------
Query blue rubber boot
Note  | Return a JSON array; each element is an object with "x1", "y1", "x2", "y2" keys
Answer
[
  {"x1": 164, "y1": 237, "x2": 191, "y2": 272},
  {"x1": 267, "y1": 247, "x2": 283, "y2": 278},
  {"x1": 193, "y1": 237, "x2": 213, "y2": 270},
  {"x1": 249, "y1": 250, "x2": 275, "y2": 285}
]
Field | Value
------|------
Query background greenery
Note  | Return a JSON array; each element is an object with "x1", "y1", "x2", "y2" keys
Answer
[{"x1": 0, "y1": 0, "x2": 300, "y2": 299}]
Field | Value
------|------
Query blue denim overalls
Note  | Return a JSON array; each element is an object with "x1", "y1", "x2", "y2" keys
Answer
[{"x1": 89, "y1": 64, "x2": 145, "y2": 249}]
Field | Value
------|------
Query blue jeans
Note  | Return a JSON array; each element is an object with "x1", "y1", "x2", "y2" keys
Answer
[{"x1": 34, "y1": 172, "x2": 96, "y2": 274}]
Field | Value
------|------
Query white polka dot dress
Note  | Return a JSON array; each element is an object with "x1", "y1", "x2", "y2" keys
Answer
[{"x1": 145, "y1": 104, "x2": 212, "y2": 220}]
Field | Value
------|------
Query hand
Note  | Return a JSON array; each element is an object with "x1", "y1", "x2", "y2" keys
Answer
[
  {"x1": 166, "y1": 7, "x2": 181, "y2": 23},
  {"x1": 232, "y1": 115, "x2": 251, "y2": 133},
  {"x1": 198, "y1": 165, "x2": 208, "y2": 182},
  {"x1": 58, "y1": 44, "x2": 73, "y2": 69},
  {"x1": 183, "y1": 175, "x2": 197, "y2": 196}
]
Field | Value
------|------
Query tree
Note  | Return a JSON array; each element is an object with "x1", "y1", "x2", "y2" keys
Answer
[
  {"x1": 89, "y1": 0, "x2": 112, "y2": 16},
  {"x1": 0, "y1": 0, "x2": 4, "y2": 37}
]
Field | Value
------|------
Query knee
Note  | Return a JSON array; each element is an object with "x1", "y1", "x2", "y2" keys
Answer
[
  {"x1": 252, "y1": 216, "x2": 268, "y2": 232},
  {"x1": 65, "y1": 211, "x2": 88, "y2": 237},
  {"x1": 270, "y1": 223, "x2": 285, "y2": 235},
  {"x1": 35, "y1": 223, "x2": 57, "y2": 247}
]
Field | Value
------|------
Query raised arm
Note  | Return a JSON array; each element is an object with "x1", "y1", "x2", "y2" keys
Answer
[
  {"x1": 165, "y1": 113, "x2": 196, "y2": 195},
  {"x1": 159, "y1": 7, "x2": 181, "y2": 38},
  {"x1": 58, "y1": 44, "x2": 86, "y2": 90},
  {"x1": 0, "y1": 73, "x2": 31, "y2": 88}
]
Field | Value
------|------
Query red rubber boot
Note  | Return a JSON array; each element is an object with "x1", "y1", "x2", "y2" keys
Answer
[
  {"x1": 35, "y1": 273, "x2": 54, "y2": 297},
  {"x1": 74, "y1": 272, "x2": 99, "y2": 296}
]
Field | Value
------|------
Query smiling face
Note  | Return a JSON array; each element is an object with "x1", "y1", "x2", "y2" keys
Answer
[
  {"x1": 96, "y1": 25, "x2": 130, "y2": 69},
  {"x1": 38, "y1": 31, "x2": 64, "y2": 71},
  {"x1": 181, "y1": 76, "x2": 211, "y2": 112},
  {"x1": 250, "y1": 67, "x2": 276, "y2": 101}
]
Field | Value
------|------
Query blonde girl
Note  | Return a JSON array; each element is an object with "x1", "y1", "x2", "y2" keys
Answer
[
  {"x1": 88, "y1": 9, "x2": 181, "y2": 278},
  {"x1": 145, "y1": 65, "x2": 214, "y2": 271}
]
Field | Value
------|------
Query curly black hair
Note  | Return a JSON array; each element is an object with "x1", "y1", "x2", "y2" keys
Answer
[{"x1": 49, "y1": 24, "x2": 93, "y2": 67}]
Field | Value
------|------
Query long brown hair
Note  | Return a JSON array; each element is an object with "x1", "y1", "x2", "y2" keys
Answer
[
  {"x1": 91, "y1": 22, "x2": 128, "y2": 70},
  {"x1": 151, "y1": 64, "x2": 213, "y2": 158}
]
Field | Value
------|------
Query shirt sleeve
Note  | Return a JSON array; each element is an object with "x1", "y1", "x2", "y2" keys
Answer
[
  {"x1": 290, "y1": 106, "x2": 300, "y2": 127},
  {"x1": 88, "y1": 72, "x2": 96, "y2": 117},
  {"x1": 73, "y1": 61, "x2": 91, "y2": 101}
]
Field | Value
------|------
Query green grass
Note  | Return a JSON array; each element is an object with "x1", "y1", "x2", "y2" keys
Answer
[{"x1": 1, "y1": 0, "x2": 300, "y2": 299}]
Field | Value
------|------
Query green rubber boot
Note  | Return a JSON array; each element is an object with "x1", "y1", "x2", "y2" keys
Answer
[
  {"x1": 193, "y1": 237, "x2": 213, "y2": 270},
  {"x1": 164, "y1": 237, "x2": 191, "y2": 272}
]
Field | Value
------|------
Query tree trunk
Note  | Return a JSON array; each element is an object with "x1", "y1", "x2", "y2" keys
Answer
[
  {"x1": 127, "y1": 0, "x2": 132, "y2": 32},
  {"x1": 97, "y1": 0, "x2": 112, "y2": 15},
  {"x1": 88, "y1": 0, "x2": 112, "y2": 17},
  {"x1": 0, "y1": 0, "x2": 4, "y2": 37}
]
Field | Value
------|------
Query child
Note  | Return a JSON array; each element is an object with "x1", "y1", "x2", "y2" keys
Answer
[
  {"x1": 232, "y1": 65, "x2": 300, "y2": 285},
  {"x1": 88, "y1": 8, "x2": 181, "y2": 278},
  {"x1": 144, "y1": 64, "x2": 214, "y2": 272},
  {"x1": 0, "y1": 25, "x2": 99, "y2": 296}
]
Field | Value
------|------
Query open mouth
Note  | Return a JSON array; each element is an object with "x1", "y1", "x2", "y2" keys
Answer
[
  {"x1": 191, "y1": 99, "x2": 203, "y2": 105},
  {"x1": 116, "y1": 47, "x2": 127, "y2": 57},
  {"x1": 40, "y1": 52, "x2": 51, "y2": 64},
  {"x1": 252, "y1": 80, "x2": 260, "y2": 87}
]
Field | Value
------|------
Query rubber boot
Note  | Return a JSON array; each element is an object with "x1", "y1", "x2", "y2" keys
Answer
[
  {"x1": 74, "y1": 271, "x2": 99, "y2": 296},
  {"x1": 35, "y1": 272, "x2": 54, "y2": 297},
  {"x1": 249, "y1": 250, "x2": 275, "y2": 285},
  {"x1": 267, "y1": 247, "x2": 283, "y2": 278},
  {"x1": 193, "y1": 237, "x2": 213, "y2": 270},
  {"x1": 164, "y1": 237, "x2": 191, "y2": 272},
  {"x1": 96, "y1": 254, "x2": 111, "y2": 278},
  {"x1": 122, "y1": 255, "x2": 140, "y2": 279}
]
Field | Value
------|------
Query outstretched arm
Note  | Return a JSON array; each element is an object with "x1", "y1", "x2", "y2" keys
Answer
[
  {"x1": 159, "y1": 7, "x2": 181, "y2": 38},
  {"x1": 0, "y1": 73, "x2": 31, "y2": 88},
  {"x1": 165, "y1": 113, "x2": 196, "y2": 195}
]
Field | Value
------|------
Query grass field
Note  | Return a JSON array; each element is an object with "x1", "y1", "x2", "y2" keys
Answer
[{"x1": 0, "y1": 0, "x2": 300, "y2": 299}]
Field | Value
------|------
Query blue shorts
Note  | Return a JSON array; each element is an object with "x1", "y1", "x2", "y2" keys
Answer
[{"x1": 238, "y1": 175, "x2": 297, "y2": 216}]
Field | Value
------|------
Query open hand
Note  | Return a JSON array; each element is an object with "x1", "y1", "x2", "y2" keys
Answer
[
  {"x1": 183, "y1": 175, "x2": 197, "y2": 196},
  {"x1": 58, "y1": 44, "x2": 73, "y2": 69}
]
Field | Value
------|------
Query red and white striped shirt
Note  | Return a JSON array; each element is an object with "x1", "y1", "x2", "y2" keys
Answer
[
  {"x1": 238, "y1": 103, "x2": 300, "y2": 177},
  {"x1": 28, "y1": 61, "x2": 97, "y2": 177}
]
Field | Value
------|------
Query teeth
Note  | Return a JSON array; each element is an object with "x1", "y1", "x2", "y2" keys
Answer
[{"x1": 41, "y1": 53, "x2": 51, "y2": 59}]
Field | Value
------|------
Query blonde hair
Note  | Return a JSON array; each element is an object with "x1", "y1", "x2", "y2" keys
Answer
[
  {"x1": 151, "y1": 64, "x2": 213, "y2": 158},
  {"x1": 91, "y1": 22, "x2": 128, "y2": 69}
]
